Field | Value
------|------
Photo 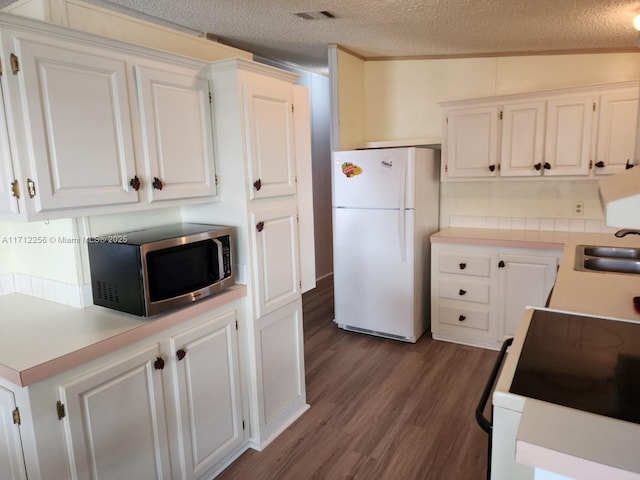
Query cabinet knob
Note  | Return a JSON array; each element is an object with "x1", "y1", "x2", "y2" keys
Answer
[
  {"x1": 459, "y1": 262, "x2": 466, "y2": 270},
  {"x1": 458, "y1": 315, "x2": 466, "y2": 322},
  {"x1": 488, "y1": 164, "x2": 496, "y2": 172},
  {"x1": 253, "y1": 179, "x2": 262, "y2": 191},
  {"x1": 498, "y1": 260, "x2": 505, "y2": 268},
  {"x1": 534, "y1": 162, "x2": 542, "y2": 171},
  {"x1": 458, "y1": 289, "x2": 466, "y2": 296},
  {"x1": 152, "y1": 177, "x2": 163, "y2": 190},
  {"x1": 543, "y1": 162, "x2": 551, "y2": 170},
  {"x1": 154, "y1": 356, "x2": 165, "y2": 370},
  {"x1": 129, "y1": 175, "x2": 141, "y2": 191},
  {"x1": 626, "y1": 159, "x2": 634, "y2": 170},
  {"x1": 594, "y1": 161, "x2": 605, "y2": 168},
  {"x1": 256, "y1": 221, "x2": 264, "y2": 232},
  {"x1": 176, "y1": 349, "x2": 187, "y2": 361}
]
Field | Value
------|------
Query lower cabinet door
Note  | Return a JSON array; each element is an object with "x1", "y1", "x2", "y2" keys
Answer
[
  {"x1": 169, "y1": 310, "x2": 244, "y2": 479},
  {"x1": 0, "y1": 385, "x2": 27, "y2": 480},
  {"x1": 59, "y1": 344, "x2": 172, "y2": 480}
]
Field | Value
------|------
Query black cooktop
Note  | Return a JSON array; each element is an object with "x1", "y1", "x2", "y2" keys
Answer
[{"x1": 510, "y1": 309, "x2": 640, "y2": 424}]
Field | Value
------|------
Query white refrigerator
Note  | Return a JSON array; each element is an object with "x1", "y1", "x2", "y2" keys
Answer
[{"x1": 332, "y1": 147, "x2": 440, "y2": 342}]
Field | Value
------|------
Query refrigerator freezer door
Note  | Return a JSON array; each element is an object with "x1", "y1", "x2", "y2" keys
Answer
[
  {"x1": 333, "y1": 207, "x2": 417, "y2": 340},
  {"x1": 333, "y1": 148, "x2": 415, "y2": 209}
]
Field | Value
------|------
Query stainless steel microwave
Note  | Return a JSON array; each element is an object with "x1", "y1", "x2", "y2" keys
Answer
[{"x1": 87, "y1": 223, "x2": 235, "y2": 316}]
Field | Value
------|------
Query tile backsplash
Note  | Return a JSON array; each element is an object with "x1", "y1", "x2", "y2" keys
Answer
[
  {"x1": 0, "y1": 273, "x2": 92, "y2": 308},
  {"x1": 448, "y1": 215, "x2": 618, "y2": 234}
]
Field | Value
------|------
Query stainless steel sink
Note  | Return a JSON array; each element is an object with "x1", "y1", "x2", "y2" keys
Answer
[{"x1": 575, "y1": 245, "x2": 640, "y2": 275}]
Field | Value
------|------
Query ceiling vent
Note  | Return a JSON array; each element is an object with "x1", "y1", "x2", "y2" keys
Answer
[{"x1": 294, "y1": 11, "x2": 336, "y2": 20}]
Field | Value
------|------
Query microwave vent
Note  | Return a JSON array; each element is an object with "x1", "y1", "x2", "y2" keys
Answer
[{"x1": 96, "y1": 281, "x2": 120, "y2": 303}]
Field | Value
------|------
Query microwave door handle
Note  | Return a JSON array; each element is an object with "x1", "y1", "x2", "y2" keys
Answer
[{"x1": 213, "y1": 238, "x2": 224, "y2": 279}]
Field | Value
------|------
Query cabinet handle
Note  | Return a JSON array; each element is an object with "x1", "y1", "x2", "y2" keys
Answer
[
  {"x1": 152, "y1": 177, "x2": 163, "y2": 190},
  {"x1": 498, "y1": 260, "x2": 505, "y2": 268},
  {"x1": 129, "y1": 175, "x2": 141, "y2": 191},
  {"x1": 543, "y1": 162, "x2": 551, "y2": 170},
  {"x1": 626, "y1": 159, "x2": 634, "y2": 170},
  {"x1": 594, "y1": 161, "x2": 605, "y2": 168},
  {"x1": 534, "y1": 162, "x2": 542, "y2": 171},
  {"x1": 256, "y1": 221, "x2": 264, "y2": 232},
  {"x1": 488, "y1": 164, "x2": 496, "y2": 172},
  {"x1": 253, "y1": 179, "x2": 262, "y2": 191},
  {"x1": 459, "y1": 262, "x2": 466, "y2": 270},
  {"x1": 458, "y1": 315, "x2": 466, "y2": 322},
  {"x1": 26, "y1": 179, "x2": 36, "y2": 198},
  {"x1": 154, "y1": 357, "x2": 165, "y2": 370},
  {"x1": 458, "y1": 289, "x2": 466, "y2": 296},
  {"x1": 176, "y1": 349, "x2": 187, "y2": 361}
]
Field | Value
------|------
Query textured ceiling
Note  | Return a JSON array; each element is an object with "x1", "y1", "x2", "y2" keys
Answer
[{"x1": 2, "y1": 0, "x2": 640, "y2": 72}]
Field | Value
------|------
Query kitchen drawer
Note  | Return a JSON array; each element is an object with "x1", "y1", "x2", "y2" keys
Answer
[
  {"x1": 439, "y1": 306, "x2": 489, "y2": 331},
  {"x1": 439, "y1": 254, "x2": 491, "y2": 277},
  {"x1": 439, "y1": 280, "x2": 490, "y2": 304}
]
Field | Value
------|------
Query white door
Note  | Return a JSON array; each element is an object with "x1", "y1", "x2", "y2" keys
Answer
[
  {"x1": 0, "y1": 386, "x2": 27, "y2": 480},
  {"x1": 500, "y1": 101, "x2": 546, "y2": 177},
  {"x1": 333, "y1": 207, "x2": 415, "y2": 340},
  {"x1": 594, "y1": 87, "x2": 639, "y2": 175},
  {"x1": 2, "y1": 31, "x2": 138, "y2": 213},
  {"x1": 0, "y1": 86, "x2": 19, "y2": 219},
  {"x1": 333, "y1": 148, "x2": 414, "y2": 209},
  {"x1": 443, "y1": 105, "x2": 499, "y2": 178},
  {"x1": 134, "y1": 64, "x2": 217, "y2": 202},
  {"x1": 250, "y1": 201, "x2": 301, "y2": 318},
  {"x1": 59, "y1": 344, "x2": 172, "y2": 480},
  {"x1": 497, "y1": 254, "x2": 558, "y2": 339},
  {"x1": 544, "y1": 94, "x2": 594, "y2": 176},
  {"x1": 243, "y1": 80, "x2": 296, "y2": 199},
  {"x1": 169, "y1": 310, "x2": 244, "y2": 479}
]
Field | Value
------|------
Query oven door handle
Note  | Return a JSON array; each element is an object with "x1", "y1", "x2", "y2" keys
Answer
[{"x1": 475, "y1": 337, "x2": 513, "y2": 433}]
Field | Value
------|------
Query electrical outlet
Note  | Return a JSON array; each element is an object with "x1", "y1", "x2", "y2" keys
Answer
[{"x1": 574, "y1": 201, "x2": 584, "y2": 216}]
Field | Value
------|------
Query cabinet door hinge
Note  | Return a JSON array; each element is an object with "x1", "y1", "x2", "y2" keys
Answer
[
  {"x1": 589, "y1": 160, "x2": 593, "y2": 170},
  {"x1": 296, "y1": 214, "x2": 299, "y2": 223},
  {"x1": 12, "y1": 407, "x2": 20, "y2": 425},
  {"x1": 242, "y1": 420, "x2": 245, "y2": 430},
  {"x1": 499, "y1": 110, "x2": 503, "y2": 120},
  {"x1": 291, "y1": 103, "x2": 294, "y2": 113},
  {"x1": 445, "y1": 164, "x2": 448, "y2": 173},
  {"x1": 56, "y1": 401, "x2": 66, "y2": 420},
  {"x1": 0, "y1": 58, "x2": 3, "y2": 76},
  {"x1": 209, "y1": 91, "x2": 212, "y2": 104},
  {"x1": 10, "y1": 53, "x2": 19, "y2": 74},
  {"x1": 215, "y1": 174, "x2": 219, "y2": 186},
  {"x1": 592, "y1": 102, "x2": 596, "y2": 112},
  {"x1": 235, "y1": 320, "x2": 238, "y2": 330},
  {"x1": 445, "y1": 116, "x2": 448, "y2": 125},
  {"x1": 10, "y1": 180, "x2": 19, "y2": 199}
]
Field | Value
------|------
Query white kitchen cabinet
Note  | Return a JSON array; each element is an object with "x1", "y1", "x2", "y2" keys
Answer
[
  {"x1": 593, "y1": 87, "x2": 639, "y2": 175},
  {"x1": 59, "y1": 343, "x2": 172, "y2": 480},
  {"x1": 167, "y1": 310, "x2": 244, "y2": 479},
  {"x1": 499, "y1": 100, "x2": 546, "y2": 177},
  {"x1": 0, "y1": 385, "x2": 27, "y2": 480},
  {"x1": 543, "y1": 93, "x2": 594, "y2": 177},
  {"x1": 244, "y1": 80, "x2": 297, "y2": 199},
  {"x1": 496, "y1": 253, "x2": 558, "y2": 339},
  {"x1": 0, "y1": 13, "x2": 220, "y2": 221},
  {"x1": 431, "y1": 242, "x2": 560, "y2": 349},
  {"x1": 134, "y1": 63, "x2": 217, "y2": 203},
  {"x1": 441, "y1": 104, "x2": 499, "y2": 178},
  {"x1": 0, "y1": 27, "x2": 139, "y2": 217},
  {"x1": 0, "y1": 88, "x2": 19, "y2": 218}
]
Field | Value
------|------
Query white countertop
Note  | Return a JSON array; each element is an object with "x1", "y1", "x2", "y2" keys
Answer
[
  {"x1": 434, "y1": 228, "x2": 640, "y2": 479},
  {"x1": 0, "y1": 285, "x2": 246, "y2": 387}
]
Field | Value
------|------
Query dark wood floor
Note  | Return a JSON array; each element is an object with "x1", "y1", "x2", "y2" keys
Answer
[{"x1": 218, "y1": 276, "x2": 499, "y2": 479}]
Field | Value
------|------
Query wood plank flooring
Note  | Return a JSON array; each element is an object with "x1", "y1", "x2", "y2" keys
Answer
[{"x1": 217, "y1": 276, "x2": 499, "y2": 479}]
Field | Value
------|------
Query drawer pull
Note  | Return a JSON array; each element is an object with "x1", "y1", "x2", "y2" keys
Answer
[
  {"x1": 458, "y1": 289, "x2": 467, "y2": 296},
  {"x1": 176, "y1": 349, "x2": 187, "y2": 361},
  {"x1": 458, "y1": 315, "x2": 466, "y2": 322},
  {"x1": 498, "y1": 260, "x2": 505, "y2": 268},
  {"x1": 154, "y1": 357, "x2": 165, "y2": 370},
  {"x1": 459, "y1": 262, "x2": 466, "y2": 270}
]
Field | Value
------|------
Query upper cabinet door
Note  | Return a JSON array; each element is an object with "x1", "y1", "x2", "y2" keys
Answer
[
  {"x1": 544, "y1": 94, "x2": 594, "y2": 176},
  {"x1": 442, "y1": 105, "x2": 499, "y2": 178},
  {"x1": 0, "y1": 86, "x2": 19, "y2": 219},
  {"x1": 499, "y1": 100, "x2": 546, "y2": 177},
  {"x1": 135, "y1": 64, "x2": 217, "y2": 202},
  {"x1": 1, "y1": 30, "x2": 138, "y2": 213},
  {"x1": 243, "y1": 80, "x2": 296, "y2": 199},
  {"x1": 593, "y1": 87, "x2": 639, "y2": 176}
]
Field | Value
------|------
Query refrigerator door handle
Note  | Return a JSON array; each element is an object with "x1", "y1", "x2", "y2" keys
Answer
[{"x1": 399, "y1": 159, "x2": 407, "y2": 261}]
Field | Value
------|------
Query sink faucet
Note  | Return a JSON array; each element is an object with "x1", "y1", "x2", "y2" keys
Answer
[{"x1": 614, "y1": 229, "x2": 640, "y2": 238}]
